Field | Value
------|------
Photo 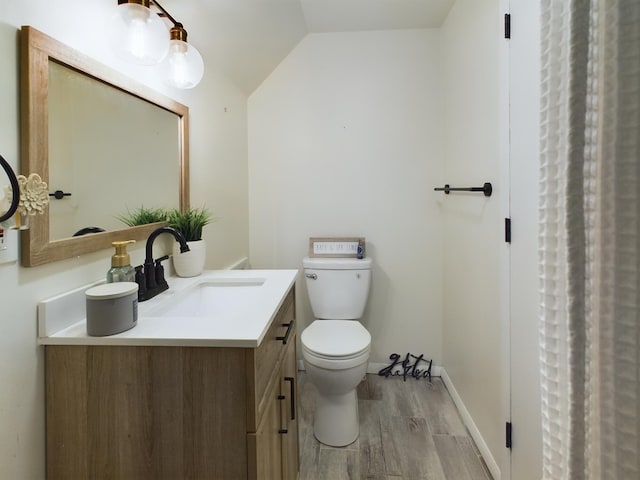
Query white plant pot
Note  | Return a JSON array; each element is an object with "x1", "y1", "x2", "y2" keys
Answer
[{"x1": 172, "y1": 239, "x2": 206, "y2": 277}]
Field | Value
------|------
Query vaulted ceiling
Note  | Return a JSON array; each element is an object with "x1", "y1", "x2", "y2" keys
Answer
[{"x1": 161, "y1": 0, "x2": 455, "y2": 93}]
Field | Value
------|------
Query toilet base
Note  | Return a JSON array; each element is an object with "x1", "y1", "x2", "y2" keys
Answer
[{"x1": 313, "y1": 389, "x2": 359, "y2": 447}]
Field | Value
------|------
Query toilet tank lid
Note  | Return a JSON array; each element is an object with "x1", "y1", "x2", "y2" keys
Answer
[{"x1": 303, "y1": 257, "x2": 372, "y2": 270}]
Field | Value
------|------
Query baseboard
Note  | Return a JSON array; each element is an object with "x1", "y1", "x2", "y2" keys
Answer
[{"x1": 440, "y1": 368, "x2": 500, "y2": 480}]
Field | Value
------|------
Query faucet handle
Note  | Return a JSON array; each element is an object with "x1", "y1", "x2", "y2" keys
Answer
[
  {"x1": 155, "y1": 255, "x2": 169, "y2": 289},
  {"x1": 134, "y1": 265, "x2": 146, "y2": 301}
]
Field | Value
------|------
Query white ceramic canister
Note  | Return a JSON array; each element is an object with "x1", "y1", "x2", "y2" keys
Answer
[{"x1": 86, "y1": 282, "x2": 138, "y2": 336}]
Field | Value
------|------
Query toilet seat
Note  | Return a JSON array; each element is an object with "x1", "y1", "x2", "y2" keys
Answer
[
  {"x1": 301, "y1": 320, "x2": 371, "y2": 370},
  {"x1": 303, "y1": 346, "x2": 370, "y2": 370},
  {"x1": 302, "y1": 320, "x2": 371, "y2": 357}
]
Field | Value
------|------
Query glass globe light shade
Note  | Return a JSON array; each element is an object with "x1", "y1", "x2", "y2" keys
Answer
[
  {"x1": 163, "y1": 39, "x2": 204, "y2": 89},
  {"x1": 109, "y1": 2, "x2": 170, "y2": 65}
]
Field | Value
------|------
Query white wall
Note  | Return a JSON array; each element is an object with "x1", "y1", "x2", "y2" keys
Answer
[
  {"x1": 248, "y1": 30, "x2": 445, "y2": 366},
  {"x1": 440, "y1": 0, "x2": 503, "y2": 474},
  {"x1": 0, "y1": 1, "x2": 249, "y2": 477}
]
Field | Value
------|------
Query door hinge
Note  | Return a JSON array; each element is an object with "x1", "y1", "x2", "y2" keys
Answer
[
  {"x1": 506, "y1": 422, "x2": 513, "y2": 449},
  {"x1": 505, "y1": 218, "x2": 511, "y2": 243},
  {"x1": 504, "y1": 13, "x2": 511, "y2": 39}
]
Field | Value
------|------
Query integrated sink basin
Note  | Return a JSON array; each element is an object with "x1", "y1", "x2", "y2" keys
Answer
[
  {"x1": 149, "y1": 278, "x2": 267, "y2": 318},
  {"x1": 38, "y1": 268, "x2": 298, "y2": 347}
]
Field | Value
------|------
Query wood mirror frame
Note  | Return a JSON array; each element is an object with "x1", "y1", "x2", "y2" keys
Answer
[{"x1": 20, "y1": 26, "x2": 189, "y2": 267}]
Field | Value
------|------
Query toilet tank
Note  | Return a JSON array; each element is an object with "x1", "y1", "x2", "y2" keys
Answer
[{"x1": 303, "y1": 257, "x2": 372, "y2": 319}]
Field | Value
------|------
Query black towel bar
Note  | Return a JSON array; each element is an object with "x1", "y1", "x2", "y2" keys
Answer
[{"x1": 434, "y1": 182, "x2": 492, "y2": 197}]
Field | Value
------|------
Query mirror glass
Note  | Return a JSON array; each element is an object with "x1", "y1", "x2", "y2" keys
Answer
[
  {"x1": 21, "y1": 26, "x2": 189, "y2": 266},
  {"x1": 48, "y1": 62, "x2": 180, "y2": 241}
]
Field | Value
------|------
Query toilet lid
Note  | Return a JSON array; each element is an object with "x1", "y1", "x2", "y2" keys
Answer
[{"x1": 301, "y1": 320, "x2": 371, "y2": 357}]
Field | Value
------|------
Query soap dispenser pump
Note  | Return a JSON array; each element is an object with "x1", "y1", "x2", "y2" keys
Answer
[{"x1": 107, "y1": 240, "x2": 136, "y2": 283}]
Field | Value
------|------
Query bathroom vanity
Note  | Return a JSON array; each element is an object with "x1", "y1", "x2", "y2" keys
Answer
[{"x1": 40, "y1": 269, "x2": 299, "y2": 480}]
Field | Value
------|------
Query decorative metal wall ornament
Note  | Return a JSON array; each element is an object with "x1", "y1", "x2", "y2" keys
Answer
[{"x1": 378, "y1": 353, "x2": 432, "y2": 382}]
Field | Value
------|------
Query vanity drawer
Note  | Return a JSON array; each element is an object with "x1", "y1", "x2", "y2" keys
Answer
[{"x1": 246, "y1": 287, "x2": 295, "y2": 430}]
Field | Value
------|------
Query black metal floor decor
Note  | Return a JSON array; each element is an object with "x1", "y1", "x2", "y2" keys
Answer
[{"x1": 378, "y1": 353, "x2": 432, "y2": 382}]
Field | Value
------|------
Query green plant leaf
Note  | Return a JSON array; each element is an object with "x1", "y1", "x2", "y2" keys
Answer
[
  {"x1": 116, "y1": 206, "x2": 168, "y2": 226},
  {"x1": 167, "y1": 206, "x2": 214, "y2": 241}
]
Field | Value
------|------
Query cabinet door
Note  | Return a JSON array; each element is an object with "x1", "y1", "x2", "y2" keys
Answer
[
  {"x1": 248, "y1": 379, "x2": 283, "y2": 480},
  {"x1": 281, "y1": 338, "x2": 300, "y2": 480}
]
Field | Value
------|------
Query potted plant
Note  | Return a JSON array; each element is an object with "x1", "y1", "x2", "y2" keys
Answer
[
  {"x1": 116, "y1": 206, "x2": 168, "y2": 226},
  {"x1": 167, "y1": 206, "x2": 214, "y2": 277}
]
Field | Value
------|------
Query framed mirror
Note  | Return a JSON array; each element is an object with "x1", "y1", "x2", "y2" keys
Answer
[{"x1": 20, "y1": 26, "x2": 189, "y2": 266}]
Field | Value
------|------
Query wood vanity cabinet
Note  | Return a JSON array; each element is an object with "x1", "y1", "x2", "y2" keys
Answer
[
  {"x1": 247, "y1": 328, "x2": 299, "y2": 480},
  {"x1": 45, "y1": 287, "x2": 299, "y2": 480}
]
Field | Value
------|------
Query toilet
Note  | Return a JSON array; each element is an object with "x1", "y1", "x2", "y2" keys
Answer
[{"x1": 301, "y1": 256, "x2": 372, "y2": 447}]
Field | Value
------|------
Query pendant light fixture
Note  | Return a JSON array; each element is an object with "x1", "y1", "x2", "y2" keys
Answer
[
  {"x1": 110, "y1": 0, "x2": 204, "y2": 89},
  {"x1": 163, "y1": 24, "x2": 204, "y2": 89},
  {"x1": 110, "y1": 0, "x2": 170, "y2": 65}
]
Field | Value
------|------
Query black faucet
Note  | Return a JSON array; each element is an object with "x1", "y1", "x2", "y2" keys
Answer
[{"x1": 136, "y1": 226, "x2": 190, "y2": 302}]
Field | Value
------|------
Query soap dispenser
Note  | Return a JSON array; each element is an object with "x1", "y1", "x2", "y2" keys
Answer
[{"x1": 107, "y1": 240, "x2": 135, "y2": 283}]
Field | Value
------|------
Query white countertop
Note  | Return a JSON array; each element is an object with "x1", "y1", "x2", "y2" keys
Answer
[{"x1": 38, "y1": 269, "x2": 298, "y2": 348}]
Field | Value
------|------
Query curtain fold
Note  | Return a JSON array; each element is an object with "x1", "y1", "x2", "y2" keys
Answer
[{"x1": 539, "y1": 0, "x2": 640, "y2": 479}]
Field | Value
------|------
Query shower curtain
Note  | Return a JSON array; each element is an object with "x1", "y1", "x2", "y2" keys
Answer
[{"x1": 539, "y1": 0, "x2": 640, "y2": 479}]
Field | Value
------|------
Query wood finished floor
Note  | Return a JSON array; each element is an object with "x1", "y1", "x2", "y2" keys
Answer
[{"x1": 298, "y1": 373, "x2": 493, "y2": 480}]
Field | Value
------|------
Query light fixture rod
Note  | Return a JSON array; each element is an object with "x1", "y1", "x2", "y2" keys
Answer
[{"x1": 149, "y1": 0, "x2": 180, "y2": 28}]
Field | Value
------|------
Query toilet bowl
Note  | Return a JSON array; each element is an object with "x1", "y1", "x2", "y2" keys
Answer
[
  {"x1": 302, "y1": 320, "x2": 371, "y2": 446},
  {"x1": 303, "y1": 359, "x2": 368, "y2": 446},
  {"x1": 300, "y1": 256, "x2": 373, "y2": 447}
]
